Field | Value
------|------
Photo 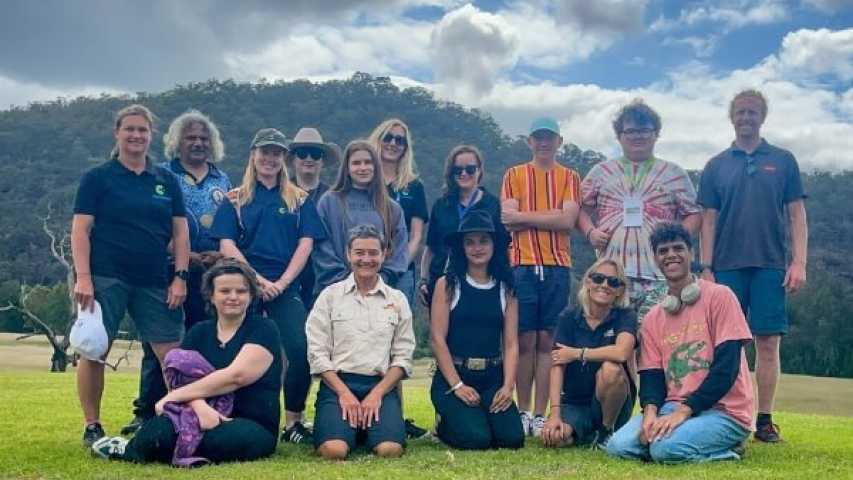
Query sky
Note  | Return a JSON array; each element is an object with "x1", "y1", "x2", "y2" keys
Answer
[{"x1": 1, "y1": 0, "x2": 852, "y2": 170}]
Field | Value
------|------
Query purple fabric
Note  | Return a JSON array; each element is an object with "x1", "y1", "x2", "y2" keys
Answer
[{"x1": 162, "y1": 348, "x2": 234, "y2": 467}]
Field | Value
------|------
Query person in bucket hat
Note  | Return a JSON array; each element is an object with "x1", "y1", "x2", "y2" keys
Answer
[{"x1": 429, "y1": 209, "x2": 524, "y2": 450}]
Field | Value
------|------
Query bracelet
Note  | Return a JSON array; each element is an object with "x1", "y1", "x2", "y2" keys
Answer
[{"x1": 445, "y1": 381, "x2": 464, "y2": 395}]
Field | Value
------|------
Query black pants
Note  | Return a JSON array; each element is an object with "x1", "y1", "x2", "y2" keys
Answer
[
  {"x1": 123, "y1": 415, "x2": 276, "y2": 464},
  {"x1": 430, "y1": 366, "x2": 525, "y2": 450},
  {"x1": 132, "y1": 270, "x2": 207, "y2": 419},
  {"x1": 263, "y1": 290, "x2": 311, "y2": 413}
]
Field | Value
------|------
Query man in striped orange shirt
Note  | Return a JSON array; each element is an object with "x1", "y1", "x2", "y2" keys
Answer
[{"x1": 501, "y1": 117, "x2": 581, "y2": 437}]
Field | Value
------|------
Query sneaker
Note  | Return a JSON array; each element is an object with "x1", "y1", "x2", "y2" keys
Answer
[
  {"x1": 519, "y1": 411, "x2": 533, "y2": 436},
  {"x1": 530, "y1": 415, "x2": 547, "y2": 438},
  {"x1": 405, "y1": 418, "x2": 428, "y2": 439},
  {"x1": 120, "y1": 416, "x2": 145, "y2": 436},
  {"x1": 754, "y1": 422, "x2": 783, "y2": 443},
  {"x1": 591, "y1": 427, "x2": 613, "y2": 450},
  {"x1": 82, "y1": 422, "x2": 106, "y2": 448},
  {"x1": 91, "y1": 436, "x2": 128, "y2": 460},
  {"x1": 281, "y1": 422, "x2": 314, "y2": 445}
]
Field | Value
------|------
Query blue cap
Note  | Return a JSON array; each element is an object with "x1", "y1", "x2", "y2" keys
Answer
[{"x1": 529, "y1": 117, "x2": 561, "y2": 136}]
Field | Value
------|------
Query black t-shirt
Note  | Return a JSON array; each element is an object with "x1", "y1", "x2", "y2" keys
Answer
[
  {"x1": 425, "y1": 188, "x2": 507, "y2": 290},
  {"x1": 552, "y1": 307, "x2": 636, "y2": 405},
  {"x1": 387, "y1": 179, "x2": 429, "y2": 233},
  {"x1": 698, "y1": 139, "x2": 806, "y2": 271},
  {"x1": 181, "y1": 316, "x2": 283, "y2": 437},
  {"x1": 73, "y1": 158, "x2": 186, "y2": 287}
]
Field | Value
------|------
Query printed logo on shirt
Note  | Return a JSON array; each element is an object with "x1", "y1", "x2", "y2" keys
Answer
[
  {"x1": 761, "y1": 165, "x2": 777, "y2": 173},
  {"x1": 604, "y1": 328, "x2": 615, "y2": 338},
  {"x1": 183, "y1": 174, "x2": 196, "y2": 186},
  {"x1": 278, "y1": 207, "x2": 287, "y2": 215},
  {"x1": 210, "y1": 188, "x2": 227, "y2": 205},
  {"x1": 154, "y1": 184, "x2": 166, "y2": 196}
]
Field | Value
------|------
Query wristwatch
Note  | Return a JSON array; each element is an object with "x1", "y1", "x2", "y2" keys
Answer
[{"x1": 173, "y1": 270, "x2": 189, "y2": 281}]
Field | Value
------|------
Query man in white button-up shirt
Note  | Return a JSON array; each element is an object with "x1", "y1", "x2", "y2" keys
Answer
[{"x1": 307, "y1": 224, "x2": 415, "y2": 460}]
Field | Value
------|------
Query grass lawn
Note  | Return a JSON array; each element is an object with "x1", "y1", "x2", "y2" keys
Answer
[{"x1": 1, "y1": 365, "x2": 853, "y2": 480}]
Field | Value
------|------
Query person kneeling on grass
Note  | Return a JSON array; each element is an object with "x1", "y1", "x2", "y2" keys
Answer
[
  {"x1": 606, "y1": 222, "x2": 754, "y2": 463},
  {"x1": 306, "y1": 224, "x2": 416, "y2": 460},
  {"x1": 92, "y1": 259, "x2": 283, "y2": 465},
  {"x1": 541, "y1": 258, "x2": 637, "y2": 450},
  {"x1": 430, "y1": 210, "x2": 524, "y2": 450}
]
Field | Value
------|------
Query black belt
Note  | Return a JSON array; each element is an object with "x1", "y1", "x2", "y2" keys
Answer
[{"x1": 452, "y1": 356, "x2": 502, "y2": 371}]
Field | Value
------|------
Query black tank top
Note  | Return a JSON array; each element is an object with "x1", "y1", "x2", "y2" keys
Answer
[{"x1": 447, "y1": 276, "x2": 503, "y2": 358}]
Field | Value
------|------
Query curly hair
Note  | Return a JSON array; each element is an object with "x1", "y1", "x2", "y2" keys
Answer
[
  {"x1": 649, "y1": 222, "x2": 692, "y2": 253},
  {"x1": 163, "y1": 109, "x2": 225, "y2": 162}
]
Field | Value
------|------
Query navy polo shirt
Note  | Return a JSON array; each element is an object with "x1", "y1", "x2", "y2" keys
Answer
[
  {"x1": 698, "y1": 139, "x2": 806, "y2": 271},
  {"x1": 73, "y1": 158, "x2": 186, "y2": 287},
  {"x1": 552, "y1": 307, "x2": 637, "y2": 405},
  {"x1": 387, "y1": 178, "x2": 429, "y2": 233},
  {"x1": 210, "y1": 182, "x2": 326, "y2": 280},
  {"x1": 162, "y1": 159, "x2": 232, "y2": 253}
]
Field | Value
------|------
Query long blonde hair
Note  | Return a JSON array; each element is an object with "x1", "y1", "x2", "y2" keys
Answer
[
  {"x1": 367, "y1": 118, "x2": 418, "y2": 191},
  {"x1": 576, "y1": 258, "x2": 631, "y2": 317},
  {"x1": 236, "y1": 147, "x2": 306, "y2": 211},
  {"x1": 331, "y1": 140, "x2": 397, "y2": 250}
]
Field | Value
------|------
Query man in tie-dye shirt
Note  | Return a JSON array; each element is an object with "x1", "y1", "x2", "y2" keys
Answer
[{"x1": 578, "y1": 100, "x2": 701, "y2": 322}]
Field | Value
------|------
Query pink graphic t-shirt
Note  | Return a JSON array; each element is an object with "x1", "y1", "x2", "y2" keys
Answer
[{"x1": 639, "y1": 279, "x2": 755, "y2": 430}]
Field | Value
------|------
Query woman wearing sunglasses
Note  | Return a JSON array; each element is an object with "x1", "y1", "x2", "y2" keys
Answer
[
  {"x1": 287, "y1": 127, "x2": 339, "y2": 310},
  {"x1": 541, "y1": 259, "x2": 637, "y2": 450},
  {"x1": 419, "y1": 145, "x2": 507, "y2": 306},
  {"x1": 430, "y1": 209, "x2": 524, "y2": 450},
  {"x1": 368, "y1": 119, "x2": 429, "y2": 308}
]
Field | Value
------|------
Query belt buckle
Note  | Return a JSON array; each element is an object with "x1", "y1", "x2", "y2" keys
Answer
[{"x1": 466, "y1": 358, "x2": 487, "y2": 371}]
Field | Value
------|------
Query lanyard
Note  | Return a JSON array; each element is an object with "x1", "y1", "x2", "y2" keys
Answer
[
  {"x1": 457, "y1": 189, "x2": 480, "y2": 219},
  {"x1": 619, "y1": 157, "x2": 656, "y2": 193}
]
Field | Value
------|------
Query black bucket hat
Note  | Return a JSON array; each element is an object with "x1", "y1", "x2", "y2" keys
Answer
[{"x1": 444, "y1": 209, "x2": 496, "y2": 246}]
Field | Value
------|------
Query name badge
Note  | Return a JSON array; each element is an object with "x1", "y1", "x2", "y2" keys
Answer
[{"x1": 623, "y1": 196, "x2": 643, "y2": 228}]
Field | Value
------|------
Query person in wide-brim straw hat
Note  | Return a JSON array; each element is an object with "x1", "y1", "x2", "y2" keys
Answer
[{"x1": 286, "y1": 127, "x2": 340, "y2": 168}]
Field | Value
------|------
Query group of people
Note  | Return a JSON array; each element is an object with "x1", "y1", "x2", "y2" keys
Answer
[{"x1": 71, "y1": 87, "x2": 807, "y2": 467}]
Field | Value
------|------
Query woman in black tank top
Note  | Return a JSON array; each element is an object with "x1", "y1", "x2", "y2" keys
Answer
[{"x1": 429, "y1": 209, "x2": 524, "y2": 450}]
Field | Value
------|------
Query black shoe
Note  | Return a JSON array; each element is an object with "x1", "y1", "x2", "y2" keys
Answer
[
  {"x1": 82, "y1": 422, "x2": 106, "y2": 448},
  {"x1": 733, "y1": 439, "x2": 748, "y2": 458},
  {"x1": 281, "y1": 422, "x2": 314, "y2": 445},
  {"x1": 591, "y1": 427, "x2": 613, "y2": 450},
  {"x1": 754, "y1": 422, "x2": 783, "y2": 443},
  {"x1": 91, "y1": 436, "x2": 128, "y2": 460},
  {"x1": 120, "y1": 416, "x2": 145, "y2": 436},
  {"x1": 405, "y1": 418, "x2": 428, "y2": 439}
]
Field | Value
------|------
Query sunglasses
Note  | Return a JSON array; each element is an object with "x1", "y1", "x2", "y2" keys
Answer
[
  {"x1": 746, "y1": 155, "x2": 757, "y2": 176},
  {"x1": 382, "y1": 133, "x2": 408, "y2": 147},
  {"x1": 588, "y1": 272, "x2": 624, "y2": 288},
  {"x1": 293, "y1": 147, "x2": 325, "y2": 160},
  {"x1": 452, "y1": 165, "x2": 478, "y2": 177}
]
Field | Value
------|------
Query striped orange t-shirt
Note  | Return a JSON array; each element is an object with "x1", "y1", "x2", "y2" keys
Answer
[{"x1": 501, "y1": 161, "x2": 581, "y2": 267}]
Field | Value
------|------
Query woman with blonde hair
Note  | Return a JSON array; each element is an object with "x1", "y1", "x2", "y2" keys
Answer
[
  {"x1": 368, "y1": 119, "x2": 428, "y2": 307},
  {"x1": 210, "y1": 128, "x2": 325, "y2": 445},
  {"x1": 312, "y1": 139, "x2": 408, "y2": 294},
  {"x1": 541, "y1": 258, "x2": 637, "y2": 450}
]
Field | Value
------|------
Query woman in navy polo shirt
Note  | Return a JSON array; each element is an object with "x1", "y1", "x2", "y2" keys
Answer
[
  {"x1": 541, "y1": 258, "x2": 637, "y2": 450},
  {"x1": 418, "y1": 145, "x2": 507, "y2": 306},
  {"x1": 210, "y1": 128, "x2": 325, "y2": 445},
  {"x1": 430, "y1": 209, "x2": 524, "y2": 450},
  {"x1": 368, "y1": 119, "x2": 428, "y2": 307},
  {"x1": 72, "y1": 104, "x2": 190, "y2": 447}
]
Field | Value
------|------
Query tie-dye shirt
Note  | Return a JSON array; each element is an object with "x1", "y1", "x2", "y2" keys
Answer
[{"x1": 581, "y1": 157, "x2": 700, "y2": 281}]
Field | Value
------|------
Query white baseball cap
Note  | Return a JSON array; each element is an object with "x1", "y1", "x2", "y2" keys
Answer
[{"x1": 70, "y1": 301, "x2": 108, "y2": 362}]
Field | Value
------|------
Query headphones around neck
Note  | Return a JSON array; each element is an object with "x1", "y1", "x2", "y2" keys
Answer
[{"x1": 661, "y1": 277, "x2": 702, "y2": 314}]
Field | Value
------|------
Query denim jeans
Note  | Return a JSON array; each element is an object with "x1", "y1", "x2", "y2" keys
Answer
[{"x1": 606, "y1": 401, "x2": 750, "y2": 463}]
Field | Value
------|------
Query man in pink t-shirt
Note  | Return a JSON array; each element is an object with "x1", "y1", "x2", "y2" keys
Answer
[{"x1": 607, "y1": 223, "x2": 754, "y2": 463}]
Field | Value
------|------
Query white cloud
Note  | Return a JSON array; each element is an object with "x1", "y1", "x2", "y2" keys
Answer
[
  {"x1": 662, "y1": 35, "x2": 720, "y2": 58},
  {"x1": 772, "y1": 28, "x2": 853, "y2": 82},
  {"x1": 652, "y1": 0, "x2": 788, "y2": 33},
  {"x1": 0, "y1": 76, "x2": 123, "y2": 110},
  {"x1": 429, "y1": 4, "x2": 520, "y2": 99},
  {"x1": 803, "y1": 0, "x2": 853, "y2": 13},
  {"x1": 554, "y1": 0, "x2": 648, "y2": 32}
]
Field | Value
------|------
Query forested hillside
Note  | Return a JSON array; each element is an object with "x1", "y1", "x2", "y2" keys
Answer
[{"x1": 0, "y1": 73, "x2": 850, "y2": 376}]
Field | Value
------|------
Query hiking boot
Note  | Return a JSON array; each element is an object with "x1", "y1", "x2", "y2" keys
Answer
[
  {"x1": 281, "y1": 422, "x2": 314, "y2": 445},
  {"x1": 82, "y1": 422, "x2": 106, "y2": 448},
  {"x1": 530, "y1": 415, "x2": 547, "y2": 438},
  {"x1": 120, "y1": 416, "x2": 146, "y2": 436},
  {"x1": 754, "y1": 422, "x2": 783, "y2": 443},
  {"x1": 91, "y1": 436, "x2": 128, "y2": 460},
  {"x1": 519, "y1": 411, "x2": 533, "y2": 436},
  {"x1": 405, "y1": 418, "x2": 428, "y2": 439}
]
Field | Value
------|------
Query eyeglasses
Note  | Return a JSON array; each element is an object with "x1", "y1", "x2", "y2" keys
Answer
[
  {"x1": 621, "y1": 128, "x2": 656, "y2": 138},
  {"x1": 293, "y1": 147, "x2": 324, "y2": 160},
  {"x1": 588, "y1": 272, "x2": 624, "y2": 288},
  {"x1": 382, "y1": 133, "x2": 408, "y2": 147},
  {"x1": 452, "y1": 165, "x2": 478, "y2": 177}
]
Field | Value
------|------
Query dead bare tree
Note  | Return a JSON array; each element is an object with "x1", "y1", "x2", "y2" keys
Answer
[{"x1": 0, "y1": 204, "x2": 134, "y2": 371}]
